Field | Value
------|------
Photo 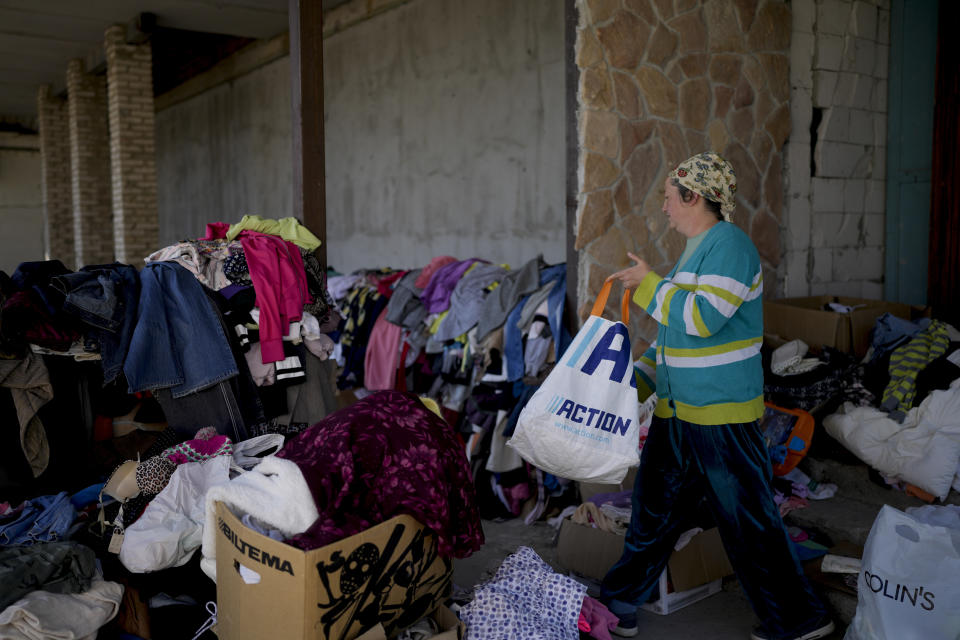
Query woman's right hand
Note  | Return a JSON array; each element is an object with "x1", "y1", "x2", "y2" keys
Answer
[{"x1": 606, "y1": 252, "x2": 651, "y2": 289}]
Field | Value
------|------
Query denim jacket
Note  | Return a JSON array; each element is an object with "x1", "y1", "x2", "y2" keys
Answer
[
  {"x1": 50, "y1": 263, "x2": 140, "y2": 383},
  {"x1": 0, "y1": 492, "x2": 75, "y2": 545}
]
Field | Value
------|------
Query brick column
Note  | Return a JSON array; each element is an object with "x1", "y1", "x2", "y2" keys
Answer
[
  {"x1": 66, "y1": 59, "x2": 115, "y2": 265},
  {"x1": 105, "y1": 25, "x2": 159, "y2": 264},
  {"x1": 37, "y1": 86, "x2": 75, "y2": 267}
]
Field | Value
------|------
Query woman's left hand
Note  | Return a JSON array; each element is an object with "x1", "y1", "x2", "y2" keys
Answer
[{"x1": 606, "y1": 252, "x2": 651, "y2": 289}]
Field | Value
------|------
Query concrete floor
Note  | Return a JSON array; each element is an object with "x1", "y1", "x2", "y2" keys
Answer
[
  {"x1": 446, "y1": 420, "x2": 960, "y2": 639},
  {"x1": 452, "y1": 518, "x2": 847, "y2": 640},
  {"x1": 448, "y1": 446, "x2": 960, "y2": 639}
]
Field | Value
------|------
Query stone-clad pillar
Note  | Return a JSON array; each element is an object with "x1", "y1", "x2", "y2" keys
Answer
[
  {"x1": 573, "y1": 0, "x2": 792, "y2": 352},
  {"x1": 37, "y1": 86, "x2": 75, "y2": 267},
  {"x1": 66, "y1": 59, "x2": 115, "y2": 266},
  {"x1": 105, "y1": 25, "x2": 159, "y2": 265}
]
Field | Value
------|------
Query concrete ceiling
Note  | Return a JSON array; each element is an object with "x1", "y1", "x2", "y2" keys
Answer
[{"x1": 0, "y1": 0, "x2": 349, "y2": 129}]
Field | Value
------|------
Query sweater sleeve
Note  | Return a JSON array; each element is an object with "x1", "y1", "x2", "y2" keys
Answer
[
  {"x1": 240, "y1": 234, "x2": 286, "y2": 363},
  {"x1": 632, "y1": 239, "x2": 762, "y2": 338},
  {"x1": 634, "y1": 341, "x2": 657, "y2": 401}
]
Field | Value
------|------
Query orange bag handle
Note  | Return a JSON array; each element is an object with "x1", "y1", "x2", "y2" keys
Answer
[{"x1": 590, "y1": 279, "x2": 631, "y2": 324}]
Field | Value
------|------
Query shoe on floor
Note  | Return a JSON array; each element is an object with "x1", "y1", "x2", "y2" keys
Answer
[
  {"x1": 750, "y1": 616, "x2": 835, "y2": 640},
  {"x1": 611, "y1": 609, "x2": 639, "y2": 638}
]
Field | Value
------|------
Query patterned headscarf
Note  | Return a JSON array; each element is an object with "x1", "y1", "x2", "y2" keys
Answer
[{"x1": 669, "y1": 151, "x2": 738, "y2": 222}]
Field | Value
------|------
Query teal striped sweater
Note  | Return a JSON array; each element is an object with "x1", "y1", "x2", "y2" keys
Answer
[{"x1": 633, "y1": 222, "x2": 765, "y2": 425}]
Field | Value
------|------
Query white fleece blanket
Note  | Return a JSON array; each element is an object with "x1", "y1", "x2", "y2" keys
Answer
[
  {"x1": 201, "y1": 455, "x2": 319, "y2": 582},
  {"x1": 823, "y1": 379, "x2": 960, "y2": 501},
  {"x1": 0, "y1": 577, "x2": 123, "y2": 640}
]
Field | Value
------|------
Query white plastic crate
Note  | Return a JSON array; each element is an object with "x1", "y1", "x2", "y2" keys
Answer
[
  {"x1": 566, "y1": 568, "x2": 723, "y2": 617},
  {"x1": 640, "y1": 570, "x2": 723, "y2": 615}
]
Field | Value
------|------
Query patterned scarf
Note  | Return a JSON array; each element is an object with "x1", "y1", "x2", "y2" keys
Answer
[{"x1": 670, "y1": 151, "x2": 738, "y2": 222}]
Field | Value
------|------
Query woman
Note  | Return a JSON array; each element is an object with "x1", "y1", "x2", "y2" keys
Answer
[{"x1": 601, "y1": 152, "x2": 834, "y2": 640}]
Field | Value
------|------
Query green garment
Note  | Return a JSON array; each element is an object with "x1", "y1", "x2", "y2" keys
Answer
[
  {"x1": 225, "y1": 215, "x2": 322, "y2": 250},
  {"x1": 676, "y1": 227, "x2": 710, "y2": 271}
]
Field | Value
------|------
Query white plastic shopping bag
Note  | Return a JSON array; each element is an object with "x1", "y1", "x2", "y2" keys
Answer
[
  {"x1": 508, "y1": 280, "x2": 641, "y2": 483},
  {"x1": 845, "y1": 504, "x2": 960, "y2": 640}
]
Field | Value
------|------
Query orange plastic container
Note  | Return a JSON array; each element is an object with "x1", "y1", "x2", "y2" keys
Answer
[{"x1": 759, "y1": 402, "x2": 815, "y2": 476}]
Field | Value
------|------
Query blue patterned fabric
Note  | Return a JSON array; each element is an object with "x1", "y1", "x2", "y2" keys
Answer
[
  {"x1": 459, "y1": 546, "x2": 585, "y2": 640},
  {"x1": 504, "y1": 264, "x2": 567, "y2": 382},
  {"x1": 223, "y1": 249, "x2": 251, "y2": 286}
]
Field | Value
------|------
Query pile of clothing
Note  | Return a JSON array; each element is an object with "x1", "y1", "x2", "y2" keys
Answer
[
  {"x1": 0, "y1": 216, "x2": 374, "y2": 639},
  {"x1": 141, "y1": 215, "x2": 340, "y2": 438},
  {"x1": 326, "y1": 256, "x2": 575, "y2": 522},
  {"x1": 0, "y1": 220, "x2": 589, "y2": 639},
  {"x1": 200, "y1": 390, "x2": 483, "y2": 579},
  {"x1": 0, "y1": 391, "x2": 482, "y2": 638},
  {"x1": 771, "y1": 468, "x2": 838, "y2": 517},
  {"x1": 0, "y1": 216, "x2": 341, "y2": 462},
  {"x1": 0, "y1": 541, "x2": 125, "y2": 639},
  {"x1": 763, "y1": 314, "x2": 960, "y2": 501},
  {"x1": 459, "y1": 546, "x2": 618, "y2": 640},
  {"x1": 329, "y1": 256, "x2": 567, "y2": 392}
]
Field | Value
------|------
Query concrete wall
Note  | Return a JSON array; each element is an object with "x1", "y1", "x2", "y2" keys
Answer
[
  {"x1": 782, "y1": 0, "x2": 890, "y2": 298},
  {"x1": 323, "y1": 0, "x2": 566, "y2": 272},
  {"x1": 155, "y1": 56, "x2": 293, "y2": 247},
  {"x1": 155, "y1": 0, "x2": 566, "y2": 272},
  {"x1": 0, "y1": 136, "x2": 44, "y2": 274}
]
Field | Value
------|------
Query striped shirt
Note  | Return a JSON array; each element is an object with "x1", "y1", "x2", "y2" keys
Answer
[{"x1": 633, "y1": 222, "x2": 765, "y2": 425}]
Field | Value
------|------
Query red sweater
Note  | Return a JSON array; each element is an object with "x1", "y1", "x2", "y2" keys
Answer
[{"x1": 238, "y1": 230, "x2": 312, "y2": 363}]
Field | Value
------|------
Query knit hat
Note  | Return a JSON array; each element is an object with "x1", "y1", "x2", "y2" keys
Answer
[
  {"x1": 669, "y1": 151, "x2": 738, "y2": 222},
  {"x1": 162, "y1": 430, "x2": 233, "y2": 465}
]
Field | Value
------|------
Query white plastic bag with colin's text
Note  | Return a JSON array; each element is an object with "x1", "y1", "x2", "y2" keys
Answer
[
  {"x1": 845, "y1": 505, "x2": 960, "y2": 640},
  {"x1": 508, "y1": 280, "x2": 641, "y2": 484}
]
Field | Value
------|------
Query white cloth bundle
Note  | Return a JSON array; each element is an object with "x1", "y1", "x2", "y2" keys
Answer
[
  {"x1": 0, "y1": 577, "x2": 123, "y2": 640},
  {"x1": 201, "y1": 455, "x2": 318, "y2": 582}
]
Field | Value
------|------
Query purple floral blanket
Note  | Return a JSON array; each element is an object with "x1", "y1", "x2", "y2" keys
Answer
[{"x1": 277, "y1": 390, "x2": 484, "y2": 557}]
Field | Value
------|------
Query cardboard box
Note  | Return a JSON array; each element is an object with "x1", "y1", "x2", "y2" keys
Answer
[
  {"x1": 354, "y1": 605, "x2": 464, "y2": 640},
  {"x1": 336, "y1": 388, "x2": 361, "y2": 409},
  {"x1": 214, "y1": 501, "x2": 452, "y2": 640},
  {"x1": 764, "y1": 296, "x2": 928, "y2": 357},
  {"x1": 557, "y1": 519, "x2": 733, "y2": 615},
  {"x1": 658, "y1": 527, "x2": 733, "y2": 592},
  {"x1": 555, "y1": 519, "x2": 625, "y2": 581}
]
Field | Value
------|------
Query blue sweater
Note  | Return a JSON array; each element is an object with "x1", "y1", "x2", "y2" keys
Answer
[{"x1": 633, "y1": 222, "x2": 765, "y2": 425}]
